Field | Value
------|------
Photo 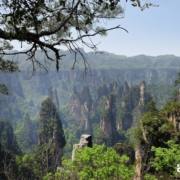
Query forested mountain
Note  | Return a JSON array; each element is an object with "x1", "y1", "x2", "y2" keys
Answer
[{"x1": 0, "y1": 52, "x2": 179, "y2": 123}]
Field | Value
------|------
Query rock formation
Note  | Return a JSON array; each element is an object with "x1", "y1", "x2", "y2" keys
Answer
[
  {"x1": 121, "y1": 81, "x2": 152, "y2": 130},
  {"x1": 48, "y1": 87, "x2": 60, "y2": 110},
  {"x1": 69, "y1": 86, "x2": 93, "y2": 134},
  {"x1": 100, "y1": 94, "x2": 118, "y2": 145},
  {"x1": 139, "y1": 81, "x2": 145, "y2": 106},
  {"x1": 72, "y1": 134, "x2": 92, "y2": 161}
]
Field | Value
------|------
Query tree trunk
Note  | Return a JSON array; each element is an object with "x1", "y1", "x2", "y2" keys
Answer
[{"x1": 134, "y1": 145, "x2": 143, "y2": 180}]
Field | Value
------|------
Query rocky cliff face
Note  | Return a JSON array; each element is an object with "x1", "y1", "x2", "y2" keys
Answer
[
  {"x1": 67, "y1": 79, "x2": 162, "y2": 147},
  {"x1": 0, "y1": 68, "x2": 176, "y2": 123}
]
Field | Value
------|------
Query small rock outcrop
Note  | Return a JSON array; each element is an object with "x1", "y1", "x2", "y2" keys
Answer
[{"x1": 72, "y1": 134, "x2": 92, "y2": 161}]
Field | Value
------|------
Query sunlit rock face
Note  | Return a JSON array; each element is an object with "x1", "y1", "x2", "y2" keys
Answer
[
  {"x1": 72, "y1": 134, "x2": 92, "y2": 161},
  {"x1": 139, "y1": 81, "x2": 145, "y2": 106}
]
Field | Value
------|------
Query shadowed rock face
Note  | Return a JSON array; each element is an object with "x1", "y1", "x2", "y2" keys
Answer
[
  {"x1": 79, "y1": 134, "x2": 93, "y2": 148},
  {"x1": 120, "y1": 81, "x2": 152, "y2": 130},
  {"x1": 98, "y1": 81, "x2": 152, "y2": 146},
  {"x1": 69, "y1": 86, "x2": 93, "y2": 134},
  {"x1": 100, "y1": 94, "x2": 118, "y2": 145}
]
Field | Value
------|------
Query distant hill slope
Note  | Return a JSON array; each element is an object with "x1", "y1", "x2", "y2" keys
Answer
[{"x1": 86, "y1": 53, "x2": 180, "y2": 70}]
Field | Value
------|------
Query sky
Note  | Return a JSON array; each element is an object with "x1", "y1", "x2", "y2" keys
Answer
[
  {"x1": 12, "y1": 0, "x2": 180, "y2": 56},
  {"x1": 88, "y1": 0, "x2": 180, "y2": 56}
]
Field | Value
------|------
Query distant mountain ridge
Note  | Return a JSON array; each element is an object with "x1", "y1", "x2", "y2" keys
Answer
[{"x1": 3, "y1": 50, "x2": 180, "y2": 71}]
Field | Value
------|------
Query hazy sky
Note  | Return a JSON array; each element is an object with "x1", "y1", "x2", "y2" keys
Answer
[
  {"x1": 89, "y1": 0, "x2": 180, "y2": 56},
  {"x1": 12, "y1": 0, "x2": 180, "y2": 56}
]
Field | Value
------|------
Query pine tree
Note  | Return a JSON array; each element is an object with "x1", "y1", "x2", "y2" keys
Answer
[
  {"x1": 0, "y1": 120, "x2": 20, "y2": 179},
  {"x1": 38, "y1": 97, "x2": 66, "y2": 172}
]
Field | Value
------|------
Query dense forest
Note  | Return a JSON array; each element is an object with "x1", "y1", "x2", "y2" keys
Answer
[{"x1": 0, "y1": 51, "x2": 180, "y2": 180}]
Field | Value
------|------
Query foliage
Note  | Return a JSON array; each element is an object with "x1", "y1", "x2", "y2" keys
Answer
[
  {"x1": 0, "y1": 120, "x2": 20, "y2": 154},
  {"x1": 0, "y1": 57, "x2": 19, "y2": 72},
  {"x1": 39, "y1": 97, "x2": 66, "y2": 147},
  {"x1": 0, "y1": 57, "x2": 18, "y2": 95},
  {"x1": 161, "y1": 101, "x2": 180, "y2": 115},
  {"x1": 16, "y1": 154, "x2": 38, "y2": 179},
  {"x1": 144, "y1": 100, "x2": 158, "y2": 113},
  {"x1": 151, "y1": 140, "x2": 180, "y2": 179},
  {"x1": 0, "y1": 120, "x2": 21, "y2": 179},
  {"x1": 139, "y1": 111, "x2": 173, "y2": 146},
  {"x1": 44, "y1": 145, "x2": 134, "y2": 180},
  {"x1": 129, "y1": 99, "x2": 174, "y2": 147},
  {"x1": 0, "y1": 0, "x2": 152, "y2": 70},
  {"x1": 74, "y1": 145, "x2": 134, "y2": 180},
  {"x1": 0, "y1": 148, "x2": 18, "y2": 180},
  {"x1": 144, "y1": 174, "x2": 158, "y2": 180}
]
